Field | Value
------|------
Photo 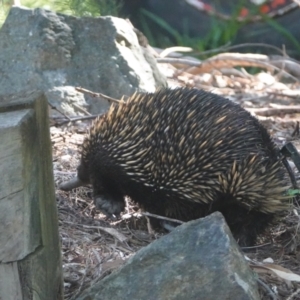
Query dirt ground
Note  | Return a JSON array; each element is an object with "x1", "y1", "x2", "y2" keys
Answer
[{"x1": 52, "y1": 50, "x2": 300, "y2": 299}]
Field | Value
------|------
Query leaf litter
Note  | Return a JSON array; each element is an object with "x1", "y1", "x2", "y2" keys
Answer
[{"x1": 53, "y1": 46, "x2": 300, "y2": 299}]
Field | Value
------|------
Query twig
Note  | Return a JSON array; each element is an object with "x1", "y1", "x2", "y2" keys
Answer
[
  {"x1": 292, "y1": 121, "x2": 300, "y2": 137},
  {"x1": 159, "y1": 46, "x2": 193, "y2": 58},
  {"x1": 246, "y1": 106, "x2": 300, "y2": 117},
  {"x1": 267, "y1": 91, "x2": 300, "y2": 99},
  {"x1": 286, "y1": 287, "x2": 300, "y2": 300},
  {"x1": 257, "y1": 278, "x2": 278, "y2": 300},
  {"x1": 141, "y1": 212, "x2": 184, "y2": 224},
  {"x1": 63, "y1": 220, "x2": 128, "y2": 243},
  {"x1": 190, "y1": 42, "x2": 287, "y2": 58},
  {"x1": 69, "y1": 259, "x2": 89, "y2": 300},
  {"x1": 75, "y1": 87, "x2": 121, "y2": 104},
  {"x1": 145, "y1": 215, "x2": 155, "y2": 235},
  {"x1": 72, "y1": 103, "x2": 91, "y2": 116},
  {"x1": 240, "y1": 242, "x2": 271, "y2": 250},
  {"x1": 48, "y1": 102, "x2": 71, "y2": 121},
  {"x1": 157, "y1": 57, "x2": 202, "y2": 67},
  {"x1": 53, "y1": 171, "x2": 77, "y2": 176},
  {"x1": 52, "y1": 114, "x2": 100, "y2": 126}
]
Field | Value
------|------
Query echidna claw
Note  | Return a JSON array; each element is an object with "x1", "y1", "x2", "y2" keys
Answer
[
  {"x1": 94, "y1": 195, "x2": 125, "y2": 218},
  {"x1": 161, "y1": 220, "x2": 177, "y2": 232},
  {"x1": 110, "y1": 214, "x2": 120, "y2": 221}
]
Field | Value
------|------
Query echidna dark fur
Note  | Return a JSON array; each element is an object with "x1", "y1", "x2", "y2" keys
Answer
[{"x1": 61, "y1": 87, "x2": 291, "y2": 246}]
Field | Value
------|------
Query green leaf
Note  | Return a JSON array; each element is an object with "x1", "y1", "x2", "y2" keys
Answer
[{"x1": 287, "y1": 189, "x2": 300, "y2": 196}]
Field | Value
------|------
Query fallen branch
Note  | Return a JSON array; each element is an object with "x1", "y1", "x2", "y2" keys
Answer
[
  {"x1": 246, "y1": 106, "x2": 300, "y2": 117},
  {"x1": 157, "y1": 53, "x2": 299, "y2": 82},
  {"x1": 141, "y1": 212, "x2": 184, "y2": 225},
  {"x1": 267, "y1": 90, "x2": 300, "y2": 98},
  {"x1": 63, "y1": 220, "x2": 128, "y2": 243}
]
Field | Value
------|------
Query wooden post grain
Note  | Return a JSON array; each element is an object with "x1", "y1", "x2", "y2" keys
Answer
[{"x1": 0, "y1": 91, "x2": 63, "y2": 300}]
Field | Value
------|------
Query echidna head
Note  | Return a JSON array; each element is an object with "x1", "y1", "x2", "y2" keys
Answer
[
  {"x1": 60, "y1": 159, "x2": 125, "y2": 218},
  {"x1": 77, "y1": 160, "x2": 90, "y2": 185},
  {"x1": 59, "y1": 159, "x2": 90, "y2": 191},
  {"x1": 78, "y1": 158, "x2": 126, "y2": 218}
]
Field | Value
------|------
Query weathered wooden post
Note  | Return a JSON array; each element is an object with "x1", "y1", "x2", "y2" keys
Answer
[{"x1": 0, "y1": 91, "x2": 63, "y2": 299}]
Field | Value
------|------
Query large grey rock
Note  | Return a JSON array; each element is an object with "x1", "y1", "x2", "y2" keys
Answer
[
  {"x1": 45, "y1": 86, "x2": 88, "y2": 117},
  {"x1": 0, "y1": 7, "x2": 167, "y2": 115},
  {"x1": 77, "y1": 212, "x2": 260, "y2": 300}
]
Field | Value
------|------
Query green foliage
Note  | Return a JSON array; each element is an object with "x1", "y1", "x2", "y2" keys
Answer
[
  {"x1": 262, "y1": 15, "x2": 300, "y2": 53},
  {"x1": 0, "y1": 0, "x2": 57, "y2": 23},
  {"x1": 0, "y1": 3, "x2": 7, "y2": 24},
  {"x1": 199, "y1": 19, "x2": 242, "y2": 53},
  {"x1": 0, "y1": 0, "x2": 122, "y2": 27},
  {"x1": 287, "y1": 189, "x2": 300, "y2": 196},
  {"x1": 139, "y1": 8, "x2": 244, "y2": 53},
  {"x1": 138, "y1": 9, "x2": 184, "y2": 47},
  {"x1": 54, "y1": 0, "x2": 122, "y2": 17},
  {"x1": 138, "y1": 3, "x2": 300, "y2": 58},
  {"x1": 21, "y1": 0, "x2": 57, "y2": 9}
]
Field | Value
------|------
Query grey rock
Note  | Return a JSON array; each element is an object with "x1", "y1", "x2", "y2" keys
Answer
[
  {"x1": 0, "y1": 7, "x2": 167, "y2": 115},
  {"x1": 77, "y1": 212, "x2": 260, "y2": 300},
  {"x1": 45, "y1": 86, "x2": 88, "y2": 117}
]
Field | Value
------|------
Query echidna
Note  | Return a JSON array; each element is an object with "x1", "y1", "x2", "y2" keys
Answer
[{"x1": 60, "y1": 87, "x2": 291, "y2": 246}]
